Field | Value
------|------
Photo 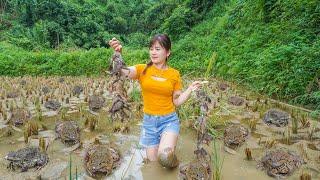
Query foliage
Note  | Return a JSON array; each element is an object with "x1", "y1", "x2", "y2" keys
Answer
[{"x1": 0, "y1": 0, "x2": 319, "y2": 112}]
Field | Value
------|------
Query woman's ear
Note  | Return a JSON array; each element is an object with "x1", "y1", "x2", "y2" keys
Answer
[{"x1": 167, "y1": 50, "x2": 171, "y2": 58}]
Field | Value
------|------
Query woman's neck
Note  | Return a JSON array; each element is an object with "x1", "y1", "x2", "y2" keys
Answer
[{"x1": 153, "y1": 62, "x2": 167, "y2": 70}]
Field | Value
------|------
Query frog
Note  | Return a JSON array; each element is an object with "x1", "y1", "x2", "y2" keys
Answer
[
  {"x1": 89, "y1": 95, "x2": 105, "y2": 111},
  {"x1": 179, "y1": 159, "x2": 212, "y2": 180},
  {"x1": 224, "y1": 124, "x2": 249, "y2": 149},
  {"x1": 109, "y1": 94, "x2": 130, "y2": 122},
  {"x1": 9, "y1": 108, "x2": 31, "y2": 126},
  {"x1": 5, "y1": 147, "x2": 48, "y2": 172},
  {"x1": 84, "y1": 143, "x2": 121, "y2": 178},
  {"x1": 258, "y1": 149, "x2": 303, "y2": 178},
  {"x1": 44, "y1": 100, "x2": 61, "y2": 111},
  {"x1": 72, "y1": 85, "x2": 84, "y2": 96},
  {"x1": 228, "y1": 96, "x2": 245, "y2": 106},
  {"x1": 263, "y1": 109, "x2": 290, "y2": 127},
  {"x1": 55, "y1": 121, "x2": 80, "y2": 146}
]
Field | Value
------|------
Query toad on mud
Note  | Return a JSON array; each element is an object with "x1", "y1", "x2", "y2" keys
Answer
[
  {"x1": 9, "y1": 108, "x2": 31, "y2": 126},
  {"x1": 179, "y1": 159, "x2": 212, "y2": 180},
  {"x1": 89, "y1": 95, "x2": 105, "y2": 111},
  {"x1": 218, "y1": 83, "x2": 228, "y2": 91},
  {"x1": 41, "y1": 86, "x2": 50, "y2": 94},
  {"x1": 84, "y1": 143, "x2": 121, "y2": 178},
  {"x1": 72, "y1": 85, "x2": 84, "y2": 96},
  {"x1": 224, "y1": 124, "x2": 249, "y2": 149},
  {"x1": 258, "y1": 149, "x2": 303, "y2": 178},
  {"x1": 55, "y1": 121, "x2": 80, "y2": 146},
  {"x1": 263, "y1": 109, "x2": 290, "y2": 127},
  {"x1": 228, "y1": 96, "x2": 244, "y2": 106},
  {"x1": 44, "y1": 100, "x2": 61, "y2": 111},
  {"x1": 5, "y1": 147, "x2": 48, "y2": 172}
]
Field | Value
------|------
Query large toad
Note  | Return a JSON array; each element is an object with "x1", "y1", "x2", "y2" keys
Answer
[
  {"x1": 258, "y1": 149, "x2": 303, "y2": 178},
  {"x1": 55, "y1": 121, "x2": 80, "y2": 146},
  {"x1": 263, "y1": 109, "x2": 290, "y2": 127},
  {"x1": 224, "y1": 124, "x2": 249, "y2": 149},
  {"x1": 84, "y1": 143, "x2": 121, "y2": 178},
  {"x1": 5, "y1": 147, "x2": 48, "y2": 172},
  {"x1": 179, "y1": 159, "x2": 212, "y2": 180}
]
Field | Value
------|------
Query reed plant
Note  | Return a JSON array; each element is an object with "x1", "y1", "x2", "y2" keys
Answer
[{"x1": 211, "y1": 140, "x2": 223, "y2": 180}]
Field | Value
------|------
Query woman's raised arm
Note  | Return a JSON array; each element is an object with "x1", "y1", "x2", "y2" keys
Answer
[{"x1": 108, "y1": 38, "x2": 137, "y2": 79}]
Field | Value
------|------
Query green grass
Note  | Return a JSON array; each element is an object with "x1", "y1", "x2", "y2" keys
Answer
[{"x1": 0, "y1": 0, "x2": 319, "y2": 113}]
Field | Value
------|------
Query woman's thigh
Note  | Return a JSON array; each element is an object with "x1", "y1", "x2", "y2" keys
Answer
[{"x1": 157, "y1": 112, "x2": 180, "y2": 153}]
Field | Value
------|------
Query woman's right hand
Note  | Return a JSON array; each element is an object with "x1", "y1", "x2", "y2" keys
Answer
[
  {"x1": 187, "y1": 81, "x2": 202, "y2": 92},
  {"x1": 108, "y1": 37, "x2": 122, "y2": 52}
]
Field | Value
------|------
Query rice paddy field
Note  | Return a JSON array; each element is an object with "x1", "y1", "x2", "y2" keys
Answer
[{"x1": 0, "y1": 76, "x2": 319, "y2": 180}]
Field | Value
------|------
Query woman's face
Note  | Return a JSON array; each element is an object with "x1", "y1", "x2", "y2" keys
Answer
[{"x1": 149, "y1": 41, "x2": 170, "y2": 64}]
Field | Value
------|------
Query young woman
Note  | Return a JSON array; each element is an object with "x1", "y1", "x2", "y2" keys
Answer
[{"x1": 109, "y1": 34, "x2": 201, "y2": 167}]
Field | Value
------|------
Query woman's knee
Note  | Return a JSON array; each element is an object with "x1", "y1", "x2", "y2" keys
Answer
[
  {"x1": 146, "y1": 146, "x2": 158, "y2": 161},
  {"x1": 157, "y1": 147, "x2": 179, "y2": 168}
]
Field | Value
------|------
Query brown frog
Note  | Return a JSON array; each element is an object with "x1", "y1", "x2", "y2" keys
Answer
[
  {"x1": 89, "y1": 95, "x2": 105, "y2": 111},
  {"x1": 224, "y1": 124, "x2": 249, "y2": 149},
  {"x1": 179, "y1": 159, "x2": 212, "y2": 180},
  {"x1": 55, "y1": 121, "x2": 80, "y2": 146},
  {"x1": 108, "y1": 52, "x2": 129, "y2": 79},
  {"x1": 228, "y1": 96, "x2": 244, "y2": 106},
  {"x1": 108, "y1": 77, "x2": 127, "y2": 99},
  {"x1": 109, "y1": 94, "x2": 130, "y2": 122},
  {"x1": 41, "y1": 86, "x2": 50, "y2": 94},
  {"x1": 20, "y1": 80, "x2": 27, "y2": 86},
  {"x1": 44, "y1": 100, "x2": 61, "y2": 111},
  {"x1": 258, "y1": 149, "x2": 303, "y2": 178},
  {"x1": 263, "y1": 109, "x2": 290, "y2": 127},
  {"x1": 84, "y1": 143, "x2": 121, "y2": 178},
  {"x1": 218, "y1": 83, "x2": 228, "y2": 91},
  {"x1": 72, "y1": 85, "x2": 83, "y2": 96},
  {"x1": 9, "y1": 108, "x2": 31, "y2": 126},
  {"x1": 5, "y1": 147, "x2": 48, "y2": 172}
]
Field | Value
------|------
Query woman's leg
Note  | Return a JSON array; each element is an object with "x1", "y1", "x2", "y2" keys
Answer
[
  {"x1": 146, "y1": 146, "x2": 159, "y2": 161},
  {"x1": 157, "y1": 132, "x2": 179, "y2": 168},
  {"x1": 145, "y1": 132, "x2": 178, "y2": 162},
  {"x1": 158, "y1": 112, "x2": 180, "y2": 153},
  {"x1": 140, "y1": 114, "x2": 161, "y2": 161},
  {"x1": 158, "y1": 131, "x2": 178, "y2": 152}
]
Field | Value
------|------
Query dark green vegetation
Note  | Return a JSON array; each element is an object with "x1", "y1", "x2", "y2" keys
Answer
[{"x1": 0, "y1": 0, "x2": 319, "y2": 114}]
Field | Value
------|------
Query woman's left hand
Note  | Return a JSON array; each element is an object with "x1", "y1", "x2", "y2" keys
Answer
[{"x1": 187, "y1": 81, "x2": 202, "y2": 92}]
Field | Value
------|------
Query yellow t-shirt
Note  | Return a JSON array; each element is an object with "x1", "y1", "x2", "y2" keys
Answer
[{"x1": 134, "y1": 64, "x2": 182, "y2": 115}]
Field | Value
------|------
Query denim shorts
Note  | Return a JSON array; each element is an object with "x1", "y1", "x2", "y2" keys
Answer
[{"x1": 139, "y1": 112, "x2": 180, "y2": 148}]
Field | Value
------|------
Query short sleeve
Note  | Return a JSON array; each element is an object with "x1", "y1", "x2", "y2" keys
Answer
[
  {"x1": 174, "y1": 71, "x2": 182, "y2": 91},
  {"x1": 133, "y1": 64, "x2": 146, "y2": 80}
]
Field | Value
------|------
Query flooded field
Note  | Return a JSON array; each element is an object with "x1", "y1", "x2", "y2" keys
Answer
[{"x1": 0, "y1": 76, "x2": 319, "y2": 180}]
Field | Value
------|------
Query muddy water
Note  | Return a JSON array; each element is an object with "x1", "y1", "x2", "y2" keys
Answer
[
  {"x1": 0, "y1": 77, "x2": 320, "y2": 180},
  {"x1": 0, "y1": 112, "x2": 273, "y2": 180},
  {"x1": 0, "y1": 116, "x2": 285, "y2": 180}
]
